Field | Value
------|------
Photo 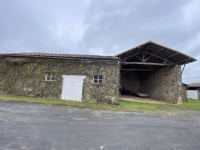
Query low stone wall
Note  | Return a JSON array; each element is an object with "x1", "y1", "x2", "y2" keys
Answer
[
  {"x1": 140, "y1": 66, "x2": 182, "y2": 104},
  {"x1": 0, "y1": 57, "x2": 120, "y2": 104}
]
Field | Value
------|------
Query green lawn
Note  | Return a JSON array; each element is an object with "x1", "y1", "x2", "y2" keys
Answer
[{"x1": 0, "y1": 94, "x2": 200, "y2": 112}]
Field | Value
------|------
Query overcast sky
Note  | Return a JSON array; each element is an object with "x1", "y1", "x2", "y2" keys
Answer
[{"x1": 0, "y1": 0, "x2": 199, "y2": 84}]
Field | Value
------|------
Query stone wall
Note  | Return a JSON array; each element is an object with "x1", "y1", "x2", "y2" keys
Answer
[
  {"x1": 198, "y1": 90, "x2": 200, "y2": 100},
  {"x1": 0, "y1": 57, "x2": 120, "y2": 104},
  {"x1": 140, "y1": 65, "x2": 182, "y2": 104},
  {"x1": 120, "y1": 74, "x2": 140, "y2": 93},
  {"x1": 182, "y1": 84, "x2": 187, "y2": 102}
]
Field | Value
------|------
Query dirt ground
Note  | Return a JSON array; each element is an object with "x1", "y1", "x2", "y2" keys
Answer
[{"x1": 119, "y1": 95, "x2": 168, "y2": 104}]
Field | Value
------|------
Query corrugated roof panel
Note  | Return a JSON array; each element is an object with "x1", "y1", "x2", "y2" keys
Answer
[{"x1": 116, "y1": 40, "x2": 197, "y2": 65}]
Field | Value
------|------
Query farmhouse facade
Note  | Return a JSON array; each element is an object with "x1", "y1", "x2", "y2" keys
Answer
[
  {"x1": 0, "y1": 54, "x2": 120, "y2": 104},
  {"x1": 0, "y1": 41, "x2": 196, "y2": 104}
]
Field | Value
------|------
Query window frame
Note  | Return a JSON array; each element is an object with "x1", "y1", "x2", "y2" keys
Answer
[
  {"x1": 93, "y1": 75, "x2": 103, "y2": 84},
  {"x1": 46, "y1": 72, "x2": 55, "y2": 81}
]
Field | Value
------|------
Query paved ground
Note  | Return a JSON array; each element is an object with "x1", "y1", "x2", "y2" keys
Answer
[{"x1": 0, "y1": 101, "x2": 200, "y2": 150}]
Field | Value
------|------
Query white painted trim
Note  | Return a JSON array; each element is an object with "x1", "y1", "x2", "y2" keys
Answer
[{"x1": 62, "y1": 75, "x2": 86, "y2": 79}]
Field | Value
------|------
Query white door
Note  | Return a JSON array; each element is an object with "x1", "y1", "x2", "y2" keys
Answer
[
  {"x1": 61, "y1": 75, "x2": 86, "y2": 101},
  {"x1": 186, "y1": 90, "x2": 198, "y2": 99}
]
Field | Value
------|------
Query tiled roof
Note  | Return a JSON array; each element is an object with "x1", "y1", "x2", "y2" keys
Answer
[
  {"x1": 188, "y1": 82, "x2": 200, "y2": 87},
  {"x1": 0, "y1": 52, "x2": 120, "y2": 61}
]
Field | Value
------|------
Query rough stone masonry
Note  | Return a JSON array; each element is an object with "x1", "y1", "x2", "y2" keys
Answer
[
  {"x1": 0, "y1": 57, "x2": 120, "y2": 104},
  {"x1": 120, "y1": 66, "x2": 182, "y2": 104}
]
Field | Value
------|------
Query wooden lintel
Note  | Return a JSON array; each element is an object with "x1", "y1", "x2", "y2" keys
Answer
[
  {"x1": 121, "y1": 69, "x2": 154, "y2": 71},
  {"x1": 121, "y1": 62, "x2": 173, "y2": 66}
]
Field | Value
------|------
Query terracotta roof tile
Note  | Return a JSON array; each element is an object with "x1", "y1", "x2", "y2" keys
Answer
[{"x1": 0, "y1": 52, "x2": 120, "y2": 61}]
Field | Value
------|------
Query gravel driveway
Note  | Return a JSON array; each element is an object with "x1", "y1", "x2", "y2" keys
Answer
[{"x1": 0, "y1": 100, "x2": 200, "y2": 150}]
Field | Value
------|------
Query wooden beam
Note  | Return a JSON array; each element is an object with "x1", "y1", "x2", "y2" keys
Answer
[
  {"x1": 141, "y1": 48, "x2": 165, "y2": 63},
  {"x1": 123, "y1": 51, "x2": 143, "y2": 61},
  {"x1": 121, "y1": 72, "x2": 146, "y2": 75},
  {"x1": 145, "y1": 65, "x2": 157, "y2": 71},
  {"x1": 154, "y1": 47, "x2": 165, "y2": 54},
  {"x1": 136, "y1": 55, "x2": 143, "y2": 62},
  {"x1": 121, "y1": 69, "x2": 154, "y2": 71},
  {"x1": 177, "y1": 58, "x2": 191, "y2": 64},
  {"x1": 139, "y1": 42, "x2": 150, "y2": 60},
  {"x1": 166, "y1": 52, "x2": 179, "y2": 58},
  {"x1": 146, "y1": 52, "x2": 176, "y2": 64},
  {"x1": 121, "y1": 62, "x2": 173, "y2": 66}
]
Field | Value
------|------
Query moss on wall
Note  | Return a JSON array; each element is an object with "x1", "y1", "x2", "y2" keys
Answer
[
  {"x1": 140, "y1": 66, "x2": 182, "y2": 104},
  {"x1": 0, "y1": 57, "x2": 119, "y2": 103}
]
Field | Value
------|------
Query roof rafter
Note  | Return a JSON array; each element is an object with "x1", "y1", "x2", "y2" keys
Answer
[
  {"x1": 177, "y1": 58, "x2": 191, "y2": 64},
  {"x1": 116, "y1": 41, "x2": 196, "y2": 66},
  {"x1": 154, "y1": 47, "x2": 165, "y2": 54},
  {"x1": 123, "y1": 51, "x2": 143, "y2": 61},
  {"x1": 146, "y1": 52, "x2": 176, "y2": 64},
  {"x1": 166, "y1": 52, "x2": 179, "y2": 58}
]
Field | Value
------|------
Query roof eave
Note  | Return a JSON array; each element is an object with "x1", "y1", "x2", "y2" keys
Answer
[{"x1": 0, "y1": 54, "x2": 120, "y2": 62}]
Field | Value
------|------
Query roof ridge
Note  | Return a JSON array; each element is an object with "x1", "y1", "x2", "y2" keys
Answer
[
  {"x1": 0, "y1": 52, "x2": 116, "y2": 57},
  {"x1": 0, "y1": 52, "x2": 120, "y2": 61}
]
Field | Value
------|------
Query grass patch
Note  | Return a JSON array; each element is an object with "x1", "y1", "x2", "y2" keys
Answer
[
  {"x1": 0, "y1": 94, "x2": 200, "y2": 112},
  {"x1": 119, "y1": 99, "x2": 200, "y2": 111},
  {"x1": 0, "y1": 94, "x2": 121, "y2": 111}
]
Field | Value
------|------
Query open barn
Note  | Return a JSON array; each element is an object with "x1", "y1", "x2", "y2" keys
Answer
[{"x1": 116, "y1": 41, "x2": 196, "y2": 104}]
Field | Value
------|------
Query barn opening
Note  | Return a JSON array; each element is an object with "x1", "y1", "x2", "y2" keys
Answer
[{"x1": 116, "y1": 41, "x2": 196, "y2": 104}]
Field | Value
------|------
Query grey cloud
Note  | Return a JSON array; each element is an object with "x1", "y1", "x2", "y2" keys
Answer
[
  {"x1": 0, "y1": 0, "x2": 88, "y2": 53},
  {"x1": 0, "y1": 0, "x2": 199, "y2": 83},
  {"x1": 80, "y1": 0, "x2": 194, "y2": 55},
  {"x1": 79, "y1": 0, "x2": 200, "y2": 83}
]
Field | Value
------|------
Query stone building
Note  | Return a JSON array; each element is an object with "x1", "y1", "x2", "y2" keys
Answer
[
  {"x1": 0, "y1": 41, "x2": 196, "y2": 104},
  {"x1": 0, "y1": 53, "x2": 120, "y2": 104}
]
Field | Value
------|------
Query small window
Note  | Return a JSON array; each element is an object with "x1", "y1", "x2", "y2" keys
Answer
[
  {"x1": 94, "y1": 75, "x2": 103, "y2": 84},
  {"x1": 46, "y1": 72, "x2": 55, "y2": 81}
]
